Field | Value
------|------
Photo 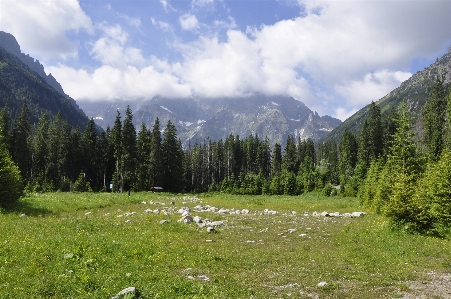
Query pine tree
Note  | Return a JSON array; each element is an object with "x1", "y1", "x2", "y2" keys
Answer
[
  {"x1": 111, "y1": 110, "x2": 122, "y2": 192},
  {"x1": 358, "y1": 102, "x2": 383, "y2": 170},
  {"x1": 161, "y1": 120, "x2": 184, "y2": 192},
  {"x1": 338, "y1": 129, "x2": 358, "y2": 188},
  {"x1": 282, "y1": 135, "x2": 299, "y2": 174},
  {"x1": 12, "y1": 102, "x2": 32, "y2": 186},
  {"x1": 423, "y1": 78, "x2": 446, "y2": 160},
  {"x1": 271, "y1": 143, "x2": 282, "y2": 176},
  {"x1": 121, "y1": 106, "x2": 137, "y2": 191},
  {"x1": 81, "y1": 118, "x2": 98, "y2": 190},
  {"x1": 149, "y1": 118, "x2": 162, "y2": 188},
  {"x1": 31, "y1": 113, "x2": 49, "y2": 190},
  {"x1": 0, "y1": 128, "x2": 22, "y2": 206},
  {"x1": 136, "y1": 123, "x2": 151, "y2": 191}
]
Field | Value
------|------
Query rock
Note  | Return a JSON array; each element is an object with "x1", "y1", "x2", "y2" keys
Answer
[
  {"x1": 330, "y1": 212, "x2": 341, "y2": 217},
  {"x1": 178, "y1": 207, "x2": 190, "y2": 214},
  {"x1": 209, "y1": 221, "x2": 224, "y2": 227},
  {"x1": 207, "y1": 226, "x2": 215, "y2": 233},
  {"x1": 110, "y1": 286, "x2": 139, "y2": 299},
  {"x1": 317, "y1": 281, "x2": 329, "y2": 287},
  {"x1": 144, "y1": 209, "x2": 152, "y2": 214},
  {"x1": 299, "y1": 234, "x2": 307, "y2": 237},
  {"x1": 193, "y1": 216, "x2": 202, "y2": 223},
  {"x1": 179, "y1": 215, "x2": 193, "y2": 223},
  {"x1": 343, "y1": 213, "x2": 352, "y2": 217},
  {"x1": 241, "y1": 209, "x2": 250, "y2": 214},
  {"x1": 312, "y1": 211, "x2": 319, "y2": 216},
  {"x1": 320, "y1": 211, "x2": 330, "y2": 217},
  {"x1": 218, "y1": 208, "x2": 229, "y2": 214},
  {"x1": 182, "y1": 210, "x2": 190, "y2": 217},
  {"x1": 85, "y1": 212, "x2": 92, "y2": 216},
  {"x1": 160, "y1": 220, "x2": 170, "y2": 224},
  {"x1": 288, "y1": 228, "x2": 297, "y2": 233},
  {"x1": 19, "y1": 213, "x2": 27, "y2": 217},
  {"x1": 291, "y1": 211, "x2": 297, "y2": 215}
]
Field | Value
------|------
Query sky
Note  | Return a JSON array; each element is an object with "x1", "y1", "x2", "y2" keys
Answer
[{"x1": 2, "y1": 0, "x2": 451, "y2": 121}]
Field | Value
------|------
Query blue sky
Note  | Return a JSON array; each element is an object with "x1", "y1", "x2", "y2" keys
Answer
[{"x1": 2, "y1": 0, "x2": 451, "y2": 120}]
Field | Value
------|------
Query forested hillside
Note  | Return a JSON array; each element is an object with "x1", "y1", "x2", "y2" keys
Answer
[
  {"x1": 0, "y1": 46, "x2": 90, "y2": 129},
  {"x1": 325, "y1": 46, "x2": 451, "y2": 142},
  {"x1": 2, "y1": 79, "x2": 451, "y2": 235}
]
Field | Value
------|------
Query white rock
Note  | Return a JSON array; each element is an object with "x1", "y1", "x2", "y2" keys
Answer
[
  {"x1": 85, "y1": 212, "x2": 92, "y2": 216},
  {"x1": 320, "y1": 211, "x2": 330, "y2": 217},
  {"x1": 291, "y1": 211, "x2": 297, "y2": 215},
  {"x1": 141, "y1": 201, "x2": 147, "y2": 204},
  {"x1": 241, "y1": 209, "x2": 250, "y2": 214},
  {"x1": 218, "y1": 209, "x2": 229, "y2": 214},
  {"x1": 317, "y1": 281, "x2": 329, "y2": 287},
  {"x1": 288, "y1": 228, "x2": 297, "y2": 233},
  {"x1": 193, "y1": 216, "x2": 203, "y2": 223},
  {"x1": 160, "y1": 220, "x2": 169, "y2": 224},
  {"x1": 299, "y1": 234, "x2": 307, "y2": 237},
  {"x1": 330, "y1": 212, "x2": 341, "y2": 217},
  {"x1": 210, "y1": 221, "x2": 224, "y2": 227},
  {"x1": 144, "y1": 209, "x2": 152, "y2": 214},
  {"x1": 182, "y1": 210, "x2": 190, "y2": 217},
  {"x1": 110, "y1": 286, "x2": 138, "y2": 299},
  {"x1": 207, "y1": 226, "x2": 215, "y2": 233}
]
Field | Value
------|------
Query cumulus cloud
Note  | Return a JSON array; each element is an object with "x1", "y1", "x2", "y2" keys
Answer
[
  {"x1": 7, "y1": 0, "x2": 451, "y2": 121},
  {"x1": 0, "y1": 0, "x2": 93, "y2": 61},
  {"x1": 90, "y1": 24, "x2": 145, "y2": 68},
  {"x1": 180, "y1": 14, "x2": 199, "y2": 31}
]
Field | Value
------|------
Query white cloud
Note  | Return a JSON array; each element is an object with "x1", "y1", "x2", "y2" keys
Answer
[
  {"x1": 335, "y1": 70, "x2": 412, "y2": 107},
  {"x1": 90, "y1": 24, "x2": 145, "y2": 68},
  {"x1": 151, "y1": 18, "x2": 173, "y2": 32},
  {"x1": 47, "y1": 63, "x2": 192, "y2": 102},
  {"x1": 118, "y1": 13, "x2": 141, "y2": 28},
  {"x1": 180, "y1": 14, "x2": 199, "y2": 31},
  {"x1": 192, "y1": 0, "x2": 214, "y2": 8},
  {"x1": 0, "y1": 0, "x2": 93, "y2": 61}
]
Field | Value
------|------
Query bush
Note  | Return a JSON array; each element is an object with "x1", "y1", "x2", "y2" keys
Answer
[{"x1": 0, "y1": 137, "x2": 22, "y2": 206}]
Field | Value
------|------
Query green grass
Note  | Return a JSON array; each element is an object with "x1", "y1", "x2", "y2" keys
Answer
[{"x1": 0, "y1": 192, "x2": 450, "y2": 298}]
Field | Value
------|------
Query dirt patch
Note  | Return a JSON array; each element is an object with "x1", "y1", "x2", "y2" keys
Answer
[{"x1": 400, "y1": 272, "x2": 451, "y2": 298}]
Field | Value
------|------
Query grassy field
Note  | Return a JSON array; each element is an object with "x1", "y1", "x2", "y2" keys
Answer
[{"x1": 0, "y1": 192, "x2": 450, "y2": 298}]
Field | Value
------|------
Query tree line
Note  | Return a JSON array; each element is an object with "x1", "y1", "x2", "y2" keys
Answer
[{"x1": 1, "y1": 79, "x2": 451, "y2": 235}]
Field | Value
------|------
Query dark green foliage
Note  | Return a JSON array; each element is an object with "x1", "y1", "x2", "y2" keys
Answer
[
  {"x1": 12, "y1": 102, "x2": 31, "y2": 185},
  {"x1": 161, "y1": 120, "x2": 184, "y2": 192},
  {"x1": 358, "y1": 102, "x2": 383, "y2": 170},
  {"x1": 121, "y1": 106, "x2": 137, "y2": 191},
  {"x1": 0, "y1": 125, "x2": 22, "y2": 206},
  {"x1": 422, "y1": 79, "x2": 447, "y2": 160},
  {"x1": 0, "y1": 46, "x2": 89, "y2": 130}
]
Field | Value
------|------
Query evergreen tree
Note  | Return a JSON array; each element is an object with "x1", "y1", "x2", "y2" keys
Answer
[
  {"x1": 12, "y1": 102, "x2": 32, "y2": 186},
  {"x1": 97, "y1": 127, "x2": 114, "y2": 192},
  {"x1": 111, "y1": 110, "x2": 122, "y2": 192},
  {"x1": 358, "y1": 101, "x2": 383, "y2": 170},
  {"x1": 161, "y1": 120, "x2": 184, "y2": 192},
  {"x1": 121, "y1": 106, "x2": 137, "y2": 191},
  {"x1": 423, "y1": 78, "x2": 447, "y2": 160},
  {"x1": 0, "y1": 128, "x2": 22, "y2": 206},
  {"x1": 271, "y1": 143, "x2": 282, "y2": 176},
  {"x1": 0, "y1": 107, "x2": 12, "y2": 153},
  {"x1": 338, "y1": 129, "x2": 358, "y2": 188},
  {"x1": 282, "y1": 135, "x2": 299, "y2": 174},
  {"x1": 31, "y1": 113, "x2": 49, "y2": 190},
  {"x1": 149, "y1": 118, "x2": 162, "y2": 187},
  {"x1": 136, "y1": 123, "x2": 151, "y2": 191},
  {"x1": 81, "y1": 118, "x2": 98, "y2": 190}
]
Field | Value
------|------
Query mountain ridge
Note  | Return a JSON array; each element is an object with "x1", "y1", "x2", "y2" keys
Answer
[{"x1": 323, "y1": 46, "x2": 451, "y2": 142}]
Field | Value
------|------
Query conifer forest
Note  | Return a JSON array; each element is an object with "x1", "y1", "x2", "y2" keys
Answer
[{"x1": 1, "y1": 79, "x2": 451, "y2": 235}]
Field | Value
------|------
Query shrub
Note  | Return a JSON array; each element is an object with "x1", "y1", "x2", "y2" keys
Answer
[{"x1": 0, "y1": 135, "x2": 22, "y2": 206}]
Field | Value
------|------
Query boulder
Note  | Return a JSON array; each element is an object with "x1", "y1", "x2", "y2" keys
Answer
[
  {"x1": 207, "y1": 226, "x2": 215, "y2": 233},
  {"x1": 193, "y1": 216, "x2": 202, "y2": 223},
  {"x1": 110, "y1": 286, "x2": 139, "y2": 299}
]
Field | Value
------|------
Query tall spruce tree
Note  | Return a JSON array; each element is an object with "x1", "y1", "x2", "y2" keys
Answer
[
  {"x1": 81, "y1": 118, "x2": 98, "y2": 190},
  {"x1": 12, "y1": 102, "x2": 32, "y2": 186},
  {"x1": 111, "y1": 110, "x2": 122, "y2": 192},
  {"x1": 121, "y1": 106, "x2": 137, "y2": 191},
  {"x1": 0, "y1": 127, "x2": 22, "y2": 206},
  {"x1": 136, "y1": 123, "x2": 151, "y2": 191},
  {"x1": 422, "y1": 78, "x2": 447, "y2": 160},
  {"x1": 358, "y1": 102, "x2": 383, "y2": 169},
  {"x1": 161, "y1": 120, "x2": 184, "y2": 192},
  {"x1": 149, "y1": 118, "x2": 162, "y2": 188}
]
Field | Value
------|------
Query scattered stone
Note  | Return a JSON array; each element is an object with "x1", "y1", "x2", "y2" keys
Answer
[
  {"x1": 85, "y1": 212, "x2": 92, "y2": 216},
  {"x1": 299, "y1": 234, "x2": 307, "y2": 237},
  {"x1": 288, "y1": 228, "x2": 297, "y2": 233},
  {"x1": 143, "y1": 209, "x2": 152, "y2": 214},
  {"x1": 141, "y1": 201, "x2": 146, "y2": 204},
  {"x1": 330, "y1": 212, "x2": 341, "y2": 217},
  {"x1": 110, "y1": 286, "x2": 139, "y2": 299},
  {"x1": 246, "y1": 240, "x2": 256, "y2": 243},
  {"x1": 193, "y1": 216, "x2": 203, "y2": 223},
  {"x1": 197, "y1": 274, "x2": 210, "y2": 281},
  {"x1": 320, "y1": 211, "x2": 330, "y2": 217},
  {"x1": 207, "y1": 226, "x2": 215, "y2": 233},
  {"x1": 291, "y1": 211, "x2": 297, "y2": 215},
  {"x1": 209, "y1": 221, "x2": 224, "y2": 227},
  {"x1": 19, "y1": 213, "x2": 27, "y2": 217},
  {"x1": 125, "y1": 219, "x2": 133, "y2": 223},
  {"x1": 317, "y1": 281, "x2": 329, "y2": 287},
  {"x1": 160, "y1": 220, "x2": 170, "y2": 224},
  {"x1": 241, "y1": 209, "x2": 250, "y2": 214},
  {"x1": 179, "y1": 215, "x2": 193, "y2": 223},
  {"x1": 205, "y1": 239, "x2": 214, "y2": 242},
  {"x1": 218, "y1": 208, "x2": 229, "y2": 214}
]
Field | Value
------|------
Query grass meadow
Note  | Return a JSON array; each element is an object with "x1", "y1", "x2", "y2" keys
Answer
[{"x1": 0, "y1": 192, "x2": 450, "y2": 298}]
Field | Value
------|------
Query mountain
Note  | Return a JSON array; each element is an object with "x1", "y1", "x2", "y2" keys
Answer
[
  {"x1": 79, "y1": 94, "x2": 341, "y2": 147},
  {"x1": 324, "y1": 46, "x2": 451, "y2": 142},
  {"x1": 0, "y1": 34, "x2": 90, "y2": 129}
]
